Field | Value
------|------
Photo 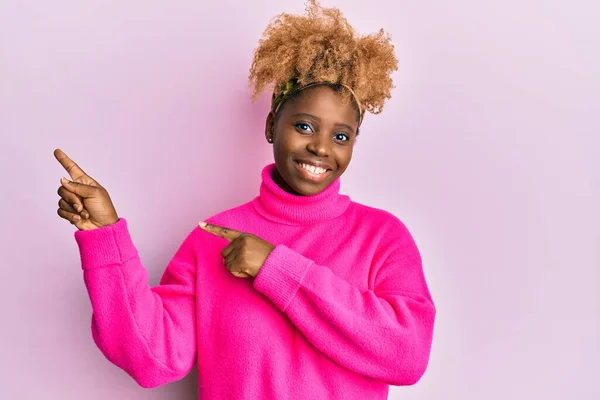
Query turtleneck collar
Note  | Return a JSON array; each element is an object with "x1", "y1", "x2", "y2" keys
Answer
[{"x1": 252, "y1": 163, "x2": 351, "y2": 226}]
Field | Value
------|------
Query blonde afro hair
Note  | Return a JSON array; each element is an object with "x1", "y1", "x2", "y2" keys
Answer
[{"x1": 249, "y1": 0, "x2": 399, "y2": 116}]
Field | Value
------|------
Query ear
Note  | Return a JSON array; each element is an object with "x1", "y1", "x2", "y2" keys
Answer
[{"x1": 265, "y1": 111, "x2": 276, "y2": 143}]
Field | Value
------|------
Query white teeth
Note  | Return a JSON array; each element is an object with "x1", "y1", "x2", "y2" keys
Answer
[{"x1": 300, "y1": 163, "x2": 326, "y2": 175}]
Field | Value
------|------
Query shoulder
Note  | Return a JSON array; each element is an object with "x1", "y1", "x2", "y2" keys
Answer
[
  {"x1": 349, "y1": 200, "x2": 412, "y2": 235},
  {"x1": 201, "y1": 198, "x2": 257, "y2": 231},
  {"x1": 346, "y1": 200, "x2": 419, "y2": 256},
  {"x1": 180, "y1": 199, "x2": 256, "y2": 248},
  {"x1": 347, "y1": 201, "x2": 422, "y2": 270}
]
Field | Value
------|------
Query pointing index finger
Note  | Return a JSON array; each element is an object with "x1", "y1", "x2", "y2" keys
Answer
[
  {"x1": 199, "y1": 222, "x2": 243, "y2": 241},
  {"x1": 53, "y1": 148, "x2": 89, "y2": 181}
]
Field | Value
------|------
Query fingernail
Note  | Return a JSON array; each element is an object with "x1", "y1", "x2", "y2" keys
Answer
[
  {"x1": 61, "y1": 177, "x2": 70, "y2": 185},
  {"x1": 73, "y1": 215, "x2": 81, "y2": 221},
  {"x1": 199, "y1": 221, "x2": 207, "y2": 228}
]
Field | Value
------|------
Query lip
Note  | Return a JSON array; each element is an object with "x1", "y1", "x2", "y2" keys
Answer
[
  {"x1": 293, "y1": 159, "x2": 334, "y2": 171},
  {"x1": 293, "y1": 160, "x2": 333, "y2": 183}
]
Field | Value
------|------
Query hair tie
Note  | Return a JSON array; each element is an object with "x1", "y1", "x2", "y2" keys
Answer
[{"x1": 271, "y1": 78, "x2": 364, "y2": 124}]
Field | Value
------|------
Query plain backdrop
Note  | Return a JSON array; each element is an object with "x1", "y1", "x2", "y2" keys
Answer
[{"x1": 1, "y1": 0, "x2": 598, "y2": 399}]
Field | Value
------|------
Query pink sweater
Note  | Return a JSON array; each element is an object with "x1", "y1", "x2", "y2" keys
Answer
[{"x1": 75, "y1": 163, "x2": 436, "y2": 399}]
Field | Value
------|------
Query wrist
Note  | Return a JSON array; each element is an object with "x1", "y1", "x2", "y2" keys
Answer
[{"x1": 78, "y1": 216, "x2": 120, "y2": 231}]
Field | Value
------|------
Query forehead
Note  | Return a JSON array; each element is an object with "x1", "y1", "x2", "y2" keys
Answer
[{"x1": 281, "y1": 85, "x2": 359, "y2": 124}]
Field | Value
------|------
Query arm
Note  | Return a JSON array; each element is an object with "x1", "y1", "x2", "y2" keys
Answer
[
  {"x1": 253, "y1": 220, "x2": 435, "y2": 385},
  {"x1": 75, "y1": 218, "x2": 198, "y2": 388}
]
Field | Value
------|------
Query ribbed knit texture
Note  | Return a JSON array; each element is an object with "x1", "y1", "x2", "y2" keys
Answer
[{"x1": 74, "y1": 163, "x2": 436, "y2": 399}]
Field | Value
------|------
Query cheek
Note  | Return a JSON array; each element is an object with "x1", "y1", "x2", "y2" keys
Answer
[
  {"x1": 276, "y1": 129, "x2": 303, "y2": 152},
  {"x1": 272, "y1": 134, "x2": 298, "y2": 170},
  {"x1": 334, "y1": 145, "x2": 353, "y2": 164}
]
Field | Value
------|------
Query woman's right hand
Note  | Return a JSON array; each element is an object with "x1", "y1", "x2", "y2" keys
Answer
[{"x1": 54, "y1": 149, "x2": 119, "y2": 231}]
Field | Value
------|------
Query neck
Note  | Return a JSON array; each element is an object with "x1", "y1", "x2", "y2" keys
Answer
[
  {"x1": 272, "y1": 167, "x2": 302, "y2": 196},
  {"x1": 252, "y1": 163, "x2": 351, "y2": 225}
]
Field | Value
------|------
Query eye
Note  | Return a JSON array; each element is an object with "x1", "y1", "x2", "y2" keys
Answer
[
  {"x1": 334, "y1": 133, "x2": 350, "y2": 142},
  {"x1": 294, "y1": 122, "x2": 313, "y2": 133}
]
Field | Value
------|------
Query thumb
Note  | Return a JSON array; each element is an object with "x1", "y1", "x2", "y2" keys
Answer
[{"x1": 61, "y1": 177, "x2": 98, "y2": 198}]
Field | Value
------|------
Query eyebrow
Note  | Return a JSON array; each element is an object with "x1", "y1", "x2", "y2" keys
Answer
[{"x1": 290, "y1": 113, "x2": 356, "y2": 134}]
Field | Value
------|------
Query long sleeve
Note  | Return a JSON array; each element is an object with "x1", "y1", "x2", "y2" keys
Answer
[
  {"x1": 74, "y1": 218, "x2": 198, "y2": 388},
  {"x1": 253, "y1": 219, "x2": 436, "y2": 386}
]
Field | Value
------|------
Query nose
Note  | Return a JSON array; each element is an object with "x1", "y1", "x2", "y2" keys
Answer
[{"x1": 306, "y1": 133, "x2": 329, "y2": 157}]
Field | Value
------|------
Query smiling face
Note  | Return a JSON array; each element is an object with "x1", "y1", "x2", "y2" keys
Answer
[{"x1": 265, "y1": 84, "x2": 361, "y2": 196}]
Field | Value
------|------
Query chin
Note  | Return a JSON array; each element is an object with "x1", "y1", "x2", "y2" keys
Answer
[{"x1": 291, "y1": 181, "x2": 329, "y2": 196}]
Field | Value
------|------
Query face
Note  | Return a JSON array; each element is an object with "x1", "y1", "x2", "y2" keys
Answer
[{"x1": 265, "y1": 85, "x2": 360, "y2": 196}]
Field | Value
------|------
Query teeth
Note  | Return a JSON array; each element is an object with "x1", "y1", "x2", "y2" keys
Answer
[{"x1": 300, "y1": 163, "x2": 326, "y2": 175}]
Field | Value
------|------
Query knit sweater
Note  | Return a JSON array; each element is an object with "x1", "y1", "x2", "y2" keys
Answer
[{"x1": 74, "y1": 163, "x2": 436, "y2": 399}]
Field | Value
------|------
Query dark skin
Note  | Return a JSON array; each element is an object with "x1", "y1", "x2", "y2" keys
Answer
[
  {"x1": 54, "y1": 84, "x2": 361, "y2": 278},
  {"x1": 265, "y1": 85, "x2": 361, "y2": 196}
]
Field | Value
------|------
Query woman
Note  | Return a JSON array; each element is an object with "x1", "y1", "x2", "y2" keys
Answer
[{"x1": 54, "y1": 1, "x2": 436, "y2": 399}]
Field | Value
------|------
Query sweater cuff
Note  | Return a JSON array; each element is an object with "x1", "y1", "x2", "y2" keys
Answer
[
  {"x1": 253, "y1": 244, "x2": 313, "y2": 312},
  {"x1": 74, "y1": 218, "x2": 138, "y2": 270}
]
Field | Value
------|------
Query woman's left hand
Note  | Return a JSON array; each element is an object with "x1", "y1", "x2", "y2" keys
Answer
[{"x1": 199, "y1": 222, "x2": 275, "y2": 278}]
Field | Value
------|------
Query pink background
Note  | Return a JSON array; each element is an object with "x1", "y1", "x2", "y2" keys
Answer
[{"x1": 1, "y1": 1, "x2": 598, "y2": 399}]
